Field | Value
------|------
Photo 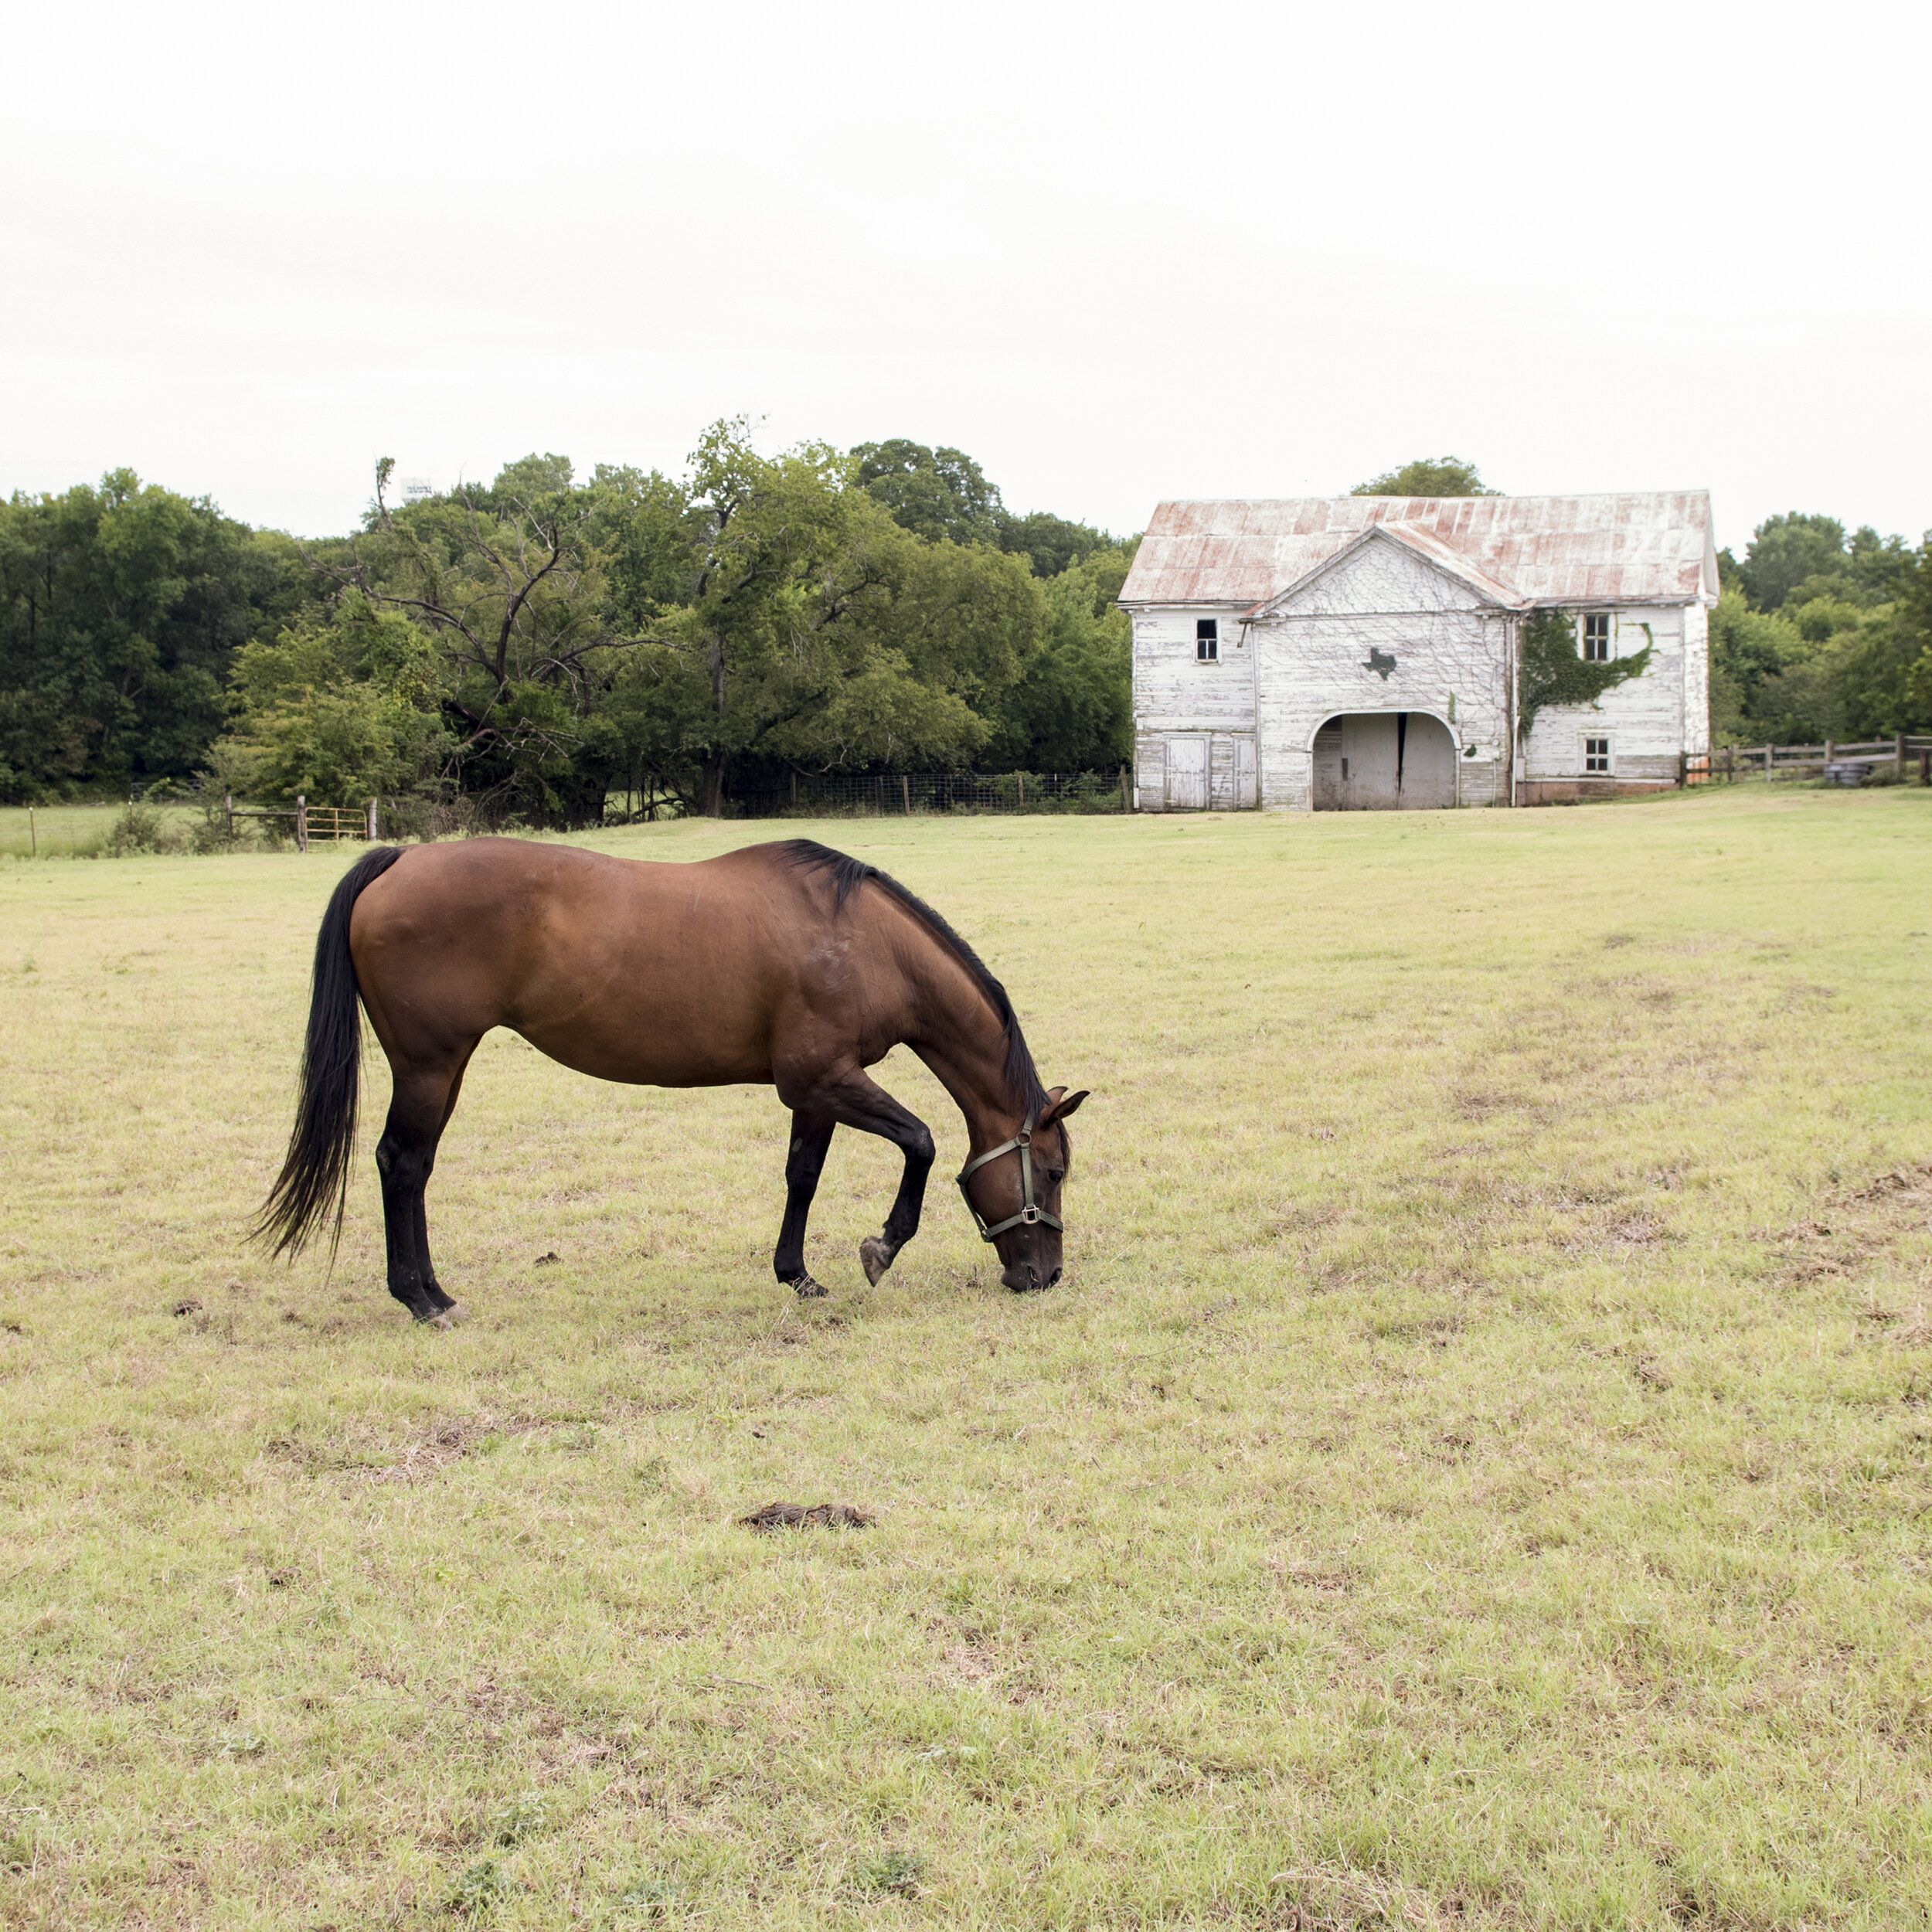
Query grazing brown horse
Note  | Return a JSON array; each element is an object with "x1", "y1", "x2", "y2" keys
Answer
[{"x1": 258, "y1": 838, "x2": 1087, "y2": 1319}]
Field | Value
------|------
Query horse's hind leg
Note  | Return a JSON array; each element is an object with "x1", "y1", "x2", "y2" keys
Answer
[
  {"x1": 374, "y1": 1050, "x2": 474, "y2": 1324},
  {"x1": 773, "y1": 1109, "x2": 836, "y2": 1298}
]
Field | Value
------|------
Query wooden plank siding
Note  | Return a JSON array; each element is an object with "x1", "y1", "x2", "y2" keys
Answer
[
  {"x1": 1131, "y1": 605, "x2": 1257, "y2": 811},
  {"x1": 1250, "y1": 540, "x2": 1510, "y2": 812},
  {"x1": 1521, "y1": 605, "x2": 1688, "y2": 786}
]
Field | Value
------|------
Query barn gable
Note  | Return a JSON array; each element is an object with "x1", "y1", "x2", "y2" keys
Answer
[{"x1": 1248, "y1": 524, "x2": 1528, "y2": 621}]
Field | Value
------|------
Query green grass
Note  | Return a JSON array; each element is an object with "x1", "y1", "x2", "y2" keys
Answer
[
  {"x1": 2, "y1": 788, "x2": 1930, "y2": 1929},
  {"x1": 0, "y1": 804, "x2": 213, "y2": 861}
]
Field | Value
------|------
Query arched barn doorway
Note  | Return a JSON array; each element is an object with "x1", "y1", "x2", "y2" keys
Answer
[{"x1": 1312, "y1": 712, "x2": 1458, "y2": 810}]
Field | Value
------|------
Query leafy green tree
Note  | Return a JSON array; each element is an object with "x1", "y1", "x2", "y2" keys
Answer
[
  {"x1": 668, "y1": 422, "x2": 875, "y2": 812},
  {"x1": 1902, "y1": 553, "x2": 1932, "y2": 726},
  {"x1": 1709, "y1": 546, "x2": 1931, "y2": 743},
  {"x1": 985, "y1": 546, "x2": 1133, "y2": 769},
  {"x1": 0, "y1": 472, "x2": 306, "y2": 798},
  {"x1": 588, "y1": 464, "x2": 707, "y2": 629},
  {"x1": 852, "y1": 440, "x2": 1003, "y2": 548},
  {"x1": 220, "y1": 593, "x2": 451, "y2": 804},
  {"x1": 1516, "y1": 610, "x2": 1652, "y2": 742},
  {"x1": 1789, "y1": 555, "x2": 1932, "y2": 739},
  {"x1": 840, "y1": 519, "x2": 1039, "y2": 719},
  {"x1": 1737, "y1": 512, "x2": 1849, "y2": 611},
  {"x1": 1709, "y1": 589, "x2": 1806, "y2": 740},
  {"x1": 621, "y1": 430, "x2": 1032, "y2": 809},
  {"x1": 1776, "y1": 526, "x2": 1917, "y2": 611},
  {"x1": 995, "y1": 509, "x2": 1121, "y2": 579},
  {"x1": 1351, "y1": 457, "x2": 1497, "y2": 498},
  {"x1": 850, "y1": 437, "x2": 1128, "y2": 580},
  {"x1": 1818, "y1": 607, "x2": 1927, "y2": 737},
  {"x1": 319, "y1": 455, "x2": 627, "y2": 821}
]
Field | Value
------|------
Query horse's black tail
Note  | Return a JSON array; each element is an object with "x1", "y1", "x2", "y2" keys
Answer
[{"x1": 255, "y1": 845, "x2": 409, "y2": 1260}]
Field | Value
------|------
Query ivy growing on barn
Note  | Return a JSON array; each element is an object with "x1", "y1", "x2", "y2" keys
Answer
[{"x1": 1516, "y1": 610, "x2": 1651, "y2": 741}]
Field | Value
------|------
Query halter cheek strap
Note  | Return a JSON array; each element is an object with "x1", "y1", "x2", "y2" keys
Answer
[{"x1": 956, "y1": 1109, "x2": 1063, "y2": 1243}]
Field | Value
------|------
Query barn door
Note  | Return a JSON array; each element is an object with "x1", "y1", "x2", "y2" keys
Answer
[
  {"x1": 1339, "y1": 715, "x2": 1401, "y2": 808},
  {"x1": 1236, "y1": 736, "x2": 1257, "y2": 806},
  {"x1": 1209, "y1": 736, "x2": 1236, "y2": 809},
  {"x1": 1399, "y1": 714, "x2": 1458, "y2": 808},
  {"x1": 1165, "y1": 736, "x2": 1207, "y2": 810}
]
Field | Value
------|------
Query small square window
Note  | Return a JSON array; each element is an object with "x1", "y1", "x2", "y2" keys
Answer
[
  {"x1": 1582, "y1": 613, "x2": 1612, "y2": 662},
  {"x1": 1196, "y1": 619, "x2": 1219, "y2": 662},
  {"x1": 1584, "y1": 736, "x2": 1611, "y2": 773}
]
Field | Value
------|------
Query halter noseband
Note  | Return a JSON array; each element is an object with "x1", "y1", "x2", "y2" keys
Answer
[{"x1": 956, "y1": 1109, "x2": 1063, "y2": 1243}]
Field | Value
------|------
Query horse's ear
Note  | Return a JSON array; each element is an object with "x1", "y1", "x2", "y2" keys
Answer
[{"x1": 1039, "y1": 1087, "x2": 1090, "y2": 1128}]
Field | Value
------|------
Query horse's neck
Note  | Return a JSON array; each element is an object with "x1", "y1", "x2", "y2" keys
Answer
[{"x1": 904, "y1": 979, "x2": 1028, "y2": 1155}]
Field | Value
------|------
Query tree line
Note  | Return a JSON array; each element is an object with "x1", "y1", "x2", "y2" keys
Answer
[
  {"x1": 5, "y1": 438, "x2": 1928, "y2": 820},
  {"x1": 1710, "y1": 516, "x2": 1932, "y2": 746},
  {"x1": 0, "y1": 423, "x2": 1136, "y2": 821}
]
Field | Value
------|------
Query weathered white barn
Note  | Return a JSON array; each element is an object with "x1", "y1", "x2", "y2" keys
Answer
[{"x1": 1117, "y1": 493, "x2": 1719, "y2": 811}]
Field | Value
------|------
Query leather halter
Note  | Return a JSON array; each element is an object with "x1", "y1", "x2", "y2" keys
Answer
[{"x1": 956, "y1": 1109, "x2": 1063, "y2": 1243}]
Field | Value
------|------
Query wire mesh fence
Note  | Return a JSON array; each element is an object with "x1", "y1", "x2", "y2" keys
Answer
[{"x1": 682, "y1": 769, "x2": 1134, "y2": 820}]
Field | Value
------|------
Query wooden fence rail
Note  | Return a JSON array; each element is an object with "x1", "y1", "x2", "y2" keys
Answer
[
  {"x1": 1690, "y1": 736, "x2": 1932, "y2": 787},
  {"x1": 225, "y1": 794, "x2": 380, "y2": 852}
]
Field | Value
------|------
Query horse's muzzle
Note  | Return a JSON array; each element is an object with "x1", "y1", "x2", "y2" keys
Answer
[{"x1": 1002, "y1": 1260, "x2": 1062, "y2": 1293}]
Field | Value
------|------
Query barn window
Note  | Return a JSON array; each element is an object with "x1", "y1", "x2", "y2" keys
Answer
[
  {"x1": 1196, "y1": 619, "x2": 1219, "y2": 662},
  {"x1": 1582, "y1": 613, "x2": 1613, "y2": 662},
  {"x1": 1584, "y1": 736, "x2": 1611, "y2": 773}
]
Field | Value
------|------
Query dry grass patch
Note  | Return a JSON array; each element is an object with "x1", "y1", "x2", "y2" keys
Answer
[{"x1": 2, "y1": 787, "x2": 1931, "y2": 1927}]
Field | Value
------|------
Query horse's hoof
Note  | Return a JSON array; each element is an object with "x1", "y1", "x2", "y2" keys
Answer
[
  {"x1": 789, "y1": 1274, "x2": 829, "y2": 1300},
  {"x1": 428, "y1": 1304, "x2": 470, "y2": 1329},
  {"x1": 858, "y1": 1236, "x2": 893, "y2": 1287}
]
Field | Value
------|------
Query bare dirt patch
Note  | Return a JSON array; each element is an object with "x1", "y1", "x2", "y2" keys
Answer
[
  {"x1": 738, "y1": 1500, "x2": 871, "y2": 1531},
  {"x1": 263, "y1": 1410, "x2": 560, "y2": 1481},
  {"x1": 1776, "y1": 1162, "x2": 1932, "y2": 1285}
]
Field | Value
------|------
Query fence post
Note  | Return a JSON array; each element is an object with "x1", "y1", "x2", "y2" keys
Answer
[
  {"x1": 1897, "y1": 733, "x2": 1907, "y2": 784},
  {"x1": 1764, "y1": 745, "x2": 1772, "y2": 780},
  {"x1": 295, "y1": 794, "x2": 308, "y2": 854},
  {"x1": 368, "y1": 796, "x2": 379, "y2": 841},
  {"x1": 1922, "y1": 748, "x2": 1930, "y2": 787},
  {"x1": 901, "y1": 774, "x2": 911, "y2": 815},
  {"x1": 1121, "y1": 764, "x2": 1131, "y2": 813},
  {"x1": 1017, "y1": 773, "x2": 1026, "y2": 808},
  {"x1": 1824, "y1": 740, "x2": 1834, "y2": 775}
]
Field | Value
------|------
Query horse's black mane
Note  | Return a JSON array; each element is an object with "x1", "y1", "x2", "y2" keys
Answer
[{"x1": 778, "y1": 838, "x2": 1047, "y2": 1111}]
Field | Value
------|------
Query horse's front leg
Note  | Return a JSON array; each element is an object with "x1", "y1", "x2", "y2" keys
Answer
[
  {"x1": 773, "y1": 1109, "x2": 836, "y2": 1298},
  {"x1": 777, "y1": 1066, "x2": 936, "y2": 1291},
  {"x1": 859, "y1": 1111, "x2": 937, "y2": 1287}
]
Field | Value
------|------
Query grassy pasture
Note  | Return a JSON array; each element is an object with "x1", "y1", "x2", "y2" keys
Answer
[
  {"x1": 2, "y1": 790, "x2": 1930, "y2": 1930},
  {"x1": 0, "y1": 804, "x2": 209, "y2": 862}
]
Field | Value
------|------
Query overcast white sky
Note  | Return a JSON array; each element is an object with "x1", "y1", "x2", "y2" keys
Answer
[{"x1": 4, "y1": 0, "x2": 1927, "y2": 554}]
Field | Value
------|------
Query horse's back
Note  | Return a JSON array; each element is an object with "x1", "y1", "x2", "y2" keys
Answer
[{"x1": 347, "y1": 838, "x2": 859, "y2": 1087}]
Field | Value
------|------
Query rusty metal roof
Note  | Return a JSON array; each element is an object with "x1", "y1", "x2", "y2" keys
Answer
[{"x1": 1118, "y1": 492, "x2": 1718, "y2": 610}]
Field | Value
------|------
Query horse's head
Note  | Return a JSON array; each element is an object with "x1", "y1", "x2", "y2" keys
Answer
[{"x1": 957, "y1": 1085, "x2": 1090, "y2": 1292}]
